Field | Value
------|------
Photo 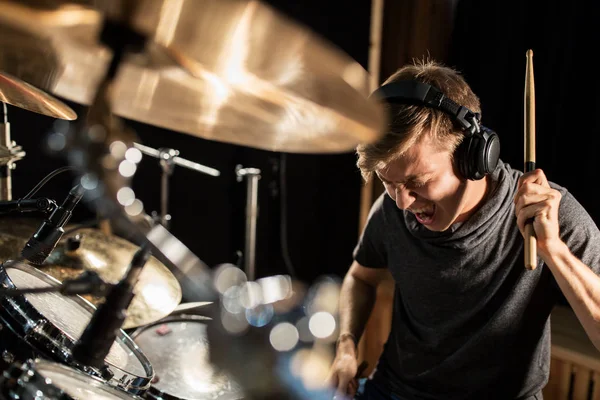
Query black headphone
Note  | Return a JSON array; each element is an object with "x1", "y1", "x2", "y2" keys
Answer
[{"x1": 371, "y1": 80, "x2": 500, "y2": 180}]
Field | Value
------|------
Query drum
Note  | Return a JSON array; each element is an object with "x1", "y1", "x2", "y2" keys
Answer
[
  {"x1": 131, "y1": 314, "x2": 243, "y2": 400},
  {"x1": 0, "y1": 261, "x2": 154, "y2": 396},
  {"x1": 0, "y1": 358, "x2": 141, "y2": 399}
]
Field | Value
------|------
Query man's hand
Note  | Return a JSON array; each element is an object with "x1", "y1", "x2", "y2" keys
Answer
[
  {"x1": 326, "y1": 337, "x2": 360, "y2": 398},
  {"x1": 514, "y1": 168, "x2": 562, "y2": 255}
]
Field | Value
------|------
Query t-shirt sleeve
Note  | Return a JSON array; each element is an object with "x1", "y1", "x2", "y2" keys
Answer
[
  {"x1": 557, "y1": 189, "x2": 600, "y2": 275},
  {"x1": 353, "y1": 193, "x2": 388, "y2": 268}
]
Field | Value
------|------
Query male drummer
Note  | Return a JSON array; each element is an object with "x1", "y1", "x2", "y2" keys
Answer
[{"x1": 327, "y1": 59, "x2": 600, "y2": 400}]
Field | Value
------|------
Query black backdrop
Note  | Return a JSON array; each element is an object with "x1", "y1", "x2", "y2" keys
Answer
[
  {"x1": 450, "y1": 0, "x2": 600, "y2": 226},
  {"x1": 4, "y1": 0, "x2": 372, "y2": 286}
]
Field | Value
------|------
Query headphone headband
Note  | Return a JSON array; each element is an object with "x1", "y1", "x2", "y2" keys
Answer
[{"x1": 372, "y1": 81, "x2": 481, "y2": 136}]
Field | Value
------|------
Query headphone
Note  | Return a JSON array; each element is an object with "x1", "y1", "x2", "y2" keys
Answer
[{"x1": 371, "y1": 80, "x2": 500, "y2": 180}]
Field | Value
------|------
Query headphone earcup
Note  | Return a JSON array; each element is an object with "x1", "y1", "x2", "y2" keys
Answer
[
  {"x1": 455, "y1": 135, "x2": 475, "y2": 180},
  {"x1": 455, "y1": 128, "x2": 501, "y2": 180}
]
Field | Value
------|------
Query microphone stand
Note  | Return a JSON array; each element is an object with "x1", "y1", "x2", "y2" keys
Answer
[
  {"x1": 0, "y1": 197, "x2": 56, "y2": 214},
  {"x1": 235, "y1": 165, "x2": 261, "y2": 281},
  {"x1": 132, "y1": 142, "x2": 220, "y2": 229},
  {"x1": 72, "y1": 243, "x2": 151, "y2": 369}
]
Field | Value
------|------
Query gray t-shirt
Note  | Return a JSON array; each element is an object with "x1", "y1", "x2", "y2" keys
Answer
[{"x1": 354, "y1": 160, "x2": 600, "y2": 400}]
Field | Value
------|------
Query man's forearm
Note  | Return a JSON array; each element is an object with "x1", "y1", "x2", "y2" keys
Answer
[
  {"x1": 337, "y1": 273, "x2": 378, "y2": 355},
  {"x1": 542, "y1": 240, "x2": 600, "y2": 350}
]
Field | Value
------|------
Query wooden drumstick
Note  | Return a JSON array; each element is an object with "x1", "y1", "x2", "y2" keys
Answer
[{"x1": 524, "y1": 49, "x2": 537, "y2": 270}]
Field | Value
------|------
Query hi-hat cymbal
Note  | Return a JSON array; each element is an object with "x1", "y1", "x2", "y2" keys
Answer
[
  {"x1": 0, "y1": 217, "x2": 182, "y2": 329},
  {"x1": 0, "y1": 71, "x2": 77, "y2": 120},
  {"x1": 0, "y1": 1, "x2": 385, "y2": 153}
]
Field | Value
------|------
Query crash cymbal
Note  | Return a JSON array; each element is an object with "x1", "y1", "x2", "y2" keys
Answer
[
  {"x1": 0, "y1": 1, "x2": 385, "y2": 153},
  {"x1": 0, "y1": 71, "x2": 77, "y2": 120},
  {"x1": 0, "y1": 217, "x2": 182, "y2": 329}
]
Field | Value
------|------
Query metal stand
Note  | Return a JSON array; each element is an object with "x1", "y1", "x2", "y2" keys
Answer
[
  {"x1": 133, "y1": 142, "x2": 220, "y2": 229},
  {"x1": 158, "y1": 147, "x2": 178, "y2": 228},
  {"x1": 0, "y1": 103, "x2": 25, "y2": 201},
  {"x1": 236, "y1": 165, "x2": 261, "y2": 281}
]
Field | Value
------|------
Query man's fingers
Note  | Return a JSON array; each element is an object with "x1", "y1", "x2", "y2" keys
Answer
[
  {"x1": 518, "y1": 169, "x2": 549, "y2": 188},
  {"x1": 348, "y1": 379, "x2": 358, "y2": 397},
  {"x1": 337, "y1": 377, "x2": 351, "y2": 397},
  {"x1": 514, "y1": 192, "x2": 553, "y2": 215}
]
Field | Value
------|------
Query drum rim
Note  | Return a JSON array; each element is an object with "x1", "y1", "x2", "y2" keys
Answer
[
  {"x1": 0, "y1": 261, "x2": 155, "y2": 394},
  {"x1": 130, "y1": 314, "x2": 212, "y2": 339}
]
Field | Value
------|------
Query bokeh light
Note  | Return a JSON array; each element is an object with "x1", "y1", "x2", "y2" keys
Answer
[{"x1": 269, "y1": 322, "x2": 299, "y2": 352}]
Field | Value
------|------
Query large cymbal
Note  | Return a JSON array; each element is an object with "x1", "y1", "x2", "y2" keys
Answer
[
  {"x1": 0, "y1": 1, "x2": 385, "y2": 153},
  {"x1": 0, "y1": 217, "x2": 182, "y2": 329},
  {"x1": 0, "y1": 71, "x2": 77, "y2": 120}
]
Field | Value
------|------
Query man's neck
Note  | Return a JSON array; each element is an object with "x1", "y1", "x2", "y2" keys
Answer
[{"x1": 455, "y1": 175, "x2": 490, "y2": 223}]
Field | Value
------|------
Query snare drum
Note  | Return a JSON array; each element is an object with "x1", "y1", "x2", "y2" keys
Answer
[
  {"x1": 0, "y1": 358, "x2": 141, "y2": 399},
  {"x1": 131, "y1": 314, "x2": 243, "y2": 400},
  {"x1": 0, "y1": 261, "x2": 153, "y2": 395}
]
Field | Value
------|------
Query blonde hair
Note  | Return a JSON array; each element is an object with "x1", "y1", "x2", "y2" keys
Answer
[{"x1": 357, "y1": 59, "x2": 481, "y2": 181}]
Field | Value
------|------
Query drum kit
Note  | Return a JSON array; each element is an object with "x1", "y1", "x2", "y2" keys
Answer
[{"x1": 0, "y1": 1, "x2": 385, "y2": 399}]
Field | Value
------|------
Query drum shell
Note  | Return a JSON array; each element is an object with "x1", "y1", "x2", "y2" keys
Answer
[{"x1": 0, "y1": 359, "x2": 143, "y2": 400}]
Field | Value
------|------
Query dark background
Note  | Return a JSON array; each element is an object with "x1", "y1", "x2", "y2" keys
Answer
[{"x1": 3, "y1": 0, "x2": 599, "y2": 290}]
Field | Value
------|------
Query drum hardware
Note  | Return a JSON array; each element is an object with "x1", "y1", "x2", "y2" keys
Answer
[
  {"x1": 133, "y1": 142, "x2": 220, "y2": 229},
  {"x1": 235, "y1": 165, "x2": 261, "y2": 282},
  {"x1": 0, "y1": 103, "x2": 24, "y2": 202}
]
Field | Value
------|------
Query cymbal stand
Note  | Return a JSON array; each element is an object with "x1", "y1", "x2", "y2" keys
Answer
[
  {"x1": 158, "y1": 148, "x2": 178, "y2": 229},
  {"x1": 0, "y1": 103, "x2": 25, "y2": 201},
  {"x1": 235, "y1": 165, "x2": 261, "y2": 281},
  {"x1": 133, "y1": 142, "x2": 220, "y2": 229}
]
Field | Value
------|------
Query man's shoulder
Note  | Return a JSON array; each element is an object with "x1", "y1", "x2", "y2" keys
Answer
[
  {"x1": 364, "y1": 192, "x2": 399, "y2": 230},
  {"x1": 369, "y1": 192, "x2": 394, "y2": 217}
]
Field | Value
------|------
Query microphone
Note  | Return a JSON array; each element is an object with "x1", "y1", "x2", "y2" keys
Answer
[
  {"x1": 72, "y1": 243, "x2": 151, "y2": 369},
  {"x1": 21, "y1": 185, "x2": 85, "y2": 265}
]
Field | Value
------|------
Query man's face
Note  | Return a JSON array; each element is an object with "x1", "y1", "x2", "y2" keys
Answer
[{"x1": 376, "y1": 135, "x2": 482, "y2": 232}]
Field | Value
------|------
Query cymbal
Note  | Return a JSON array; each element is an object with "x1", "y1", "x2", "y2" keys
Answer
[
  {"x1": 0, "y1": 1, "x2": 385, "y2": 153},
  {"x1": 0, "y1": 71, "x2": 77, "y2": 120},
  {"x1": 0, "y1": 218, "x2": 182, "y2": 329}
]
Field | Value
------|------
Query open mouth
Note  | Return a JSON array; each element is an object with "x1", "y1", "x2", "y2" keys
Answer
[{"x1": 412, "y1": 205, "x2": 436, "y2": 225}]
